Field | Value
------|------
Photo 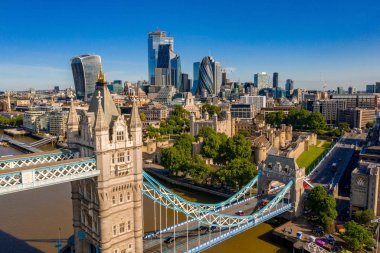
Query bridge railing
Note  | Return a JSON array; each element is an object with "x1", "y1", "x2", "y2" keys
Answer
[{"x1": 0, "y1": 158, "x2": 97, "y2": 195}]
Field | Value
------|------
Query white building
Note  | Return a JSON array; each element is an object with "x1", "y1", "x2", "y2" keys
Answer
[
  {"x1": 254, "y1": 72, "x2": 269, "y2": 90},
  {"x1": 239, "y1": 95, "x2": 267, "y2": 113}
]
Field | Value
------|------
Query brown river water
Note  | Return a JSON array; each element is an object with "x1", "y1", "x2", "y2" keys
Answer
[{"x1": 0, "y1": 130, "x2": 290, "y2": 253}]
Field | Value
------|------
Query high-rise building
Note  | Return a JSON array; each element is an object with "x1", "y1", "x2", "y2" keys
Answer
[
  {"x1": 54, "y1": 86, "x2": 60, "y2": 93},
  {"x1": 196, "y1": 56, "x2": 215, "y2": 96},
  {"x1": 148, "y1": 31, "x2": 174, "y2": 84},
  {"x1": 71, "y1": 55, "x2": 101, "y2": 101},
  {"x1": 192, "y1": 62, "x2": 200, "y2": 95},
  {"x1": 156, "y1": 44, "x2": 181, "y2": 89},
  {"x1": 181, "y1": 73, "x2": 191, "y2": 92},
  {"x1": 213, "y1": 61, "x2": 222, "y2": 96},
  {"x1": 112, "y1": 80, "x2": 124, "y2": 95},
  {"x1": 285, "y1": 79, "x2": 294, "y2": 96},
  {"x1": 254, "y1": 72, "x2": 268, "y2": 90},
  {"x1": 348, "y1": 86, "x2": 356, "y2": 94},
  {"x1": 366, "y1": 84, "x2": 375, "y2": 93},
  {"x1": 376, "y1": 82, "x2": 380, "y2": 93},
  {"x1": 337, "y1": 86, "x2": 344, "y2": 94},
  {"x1": 273, "y1": 72, "x2": 279, "y2": 88}
]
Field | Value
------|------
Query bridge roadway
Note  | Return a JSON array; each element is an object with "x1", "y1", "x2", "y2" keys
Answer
[
  {"x1": 0, "y1": 134, "x2": 42, "y2": 153},
  {"x1": 143, "y1": 193, "x2": 284, "y2": 253}
]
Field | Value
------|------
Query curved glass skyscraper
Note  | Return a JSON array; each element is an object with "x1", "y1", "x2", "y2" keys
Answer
[
  {"x1": 196, "y1": 56, "x2": 214, "y2": 96},
  {"x1": 71, "y1": 55, "x2": 101, "y2": 101}
]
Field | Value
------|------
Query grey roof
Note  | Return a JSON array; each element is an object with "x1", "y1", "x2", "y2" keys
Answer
[{"x1": 88, "y1": 83, "x2": 119, "y2": 127}]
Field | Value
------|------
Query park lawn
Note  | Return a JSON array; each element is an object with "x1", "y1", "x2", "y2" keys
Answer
[{"x1": 296, "y1": 145, "x2": 327, "y2": 174}]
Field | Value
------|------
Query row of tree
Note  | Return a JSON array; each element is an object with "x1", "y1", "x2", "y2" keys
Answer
[
  {"x1": 160, "y1": 127, "x2": 256, "y2": 190},
  {"x1": 265, "y1": 109, "x2": 326, "y2": 131},
  {"x1": 306, "y1": 186, "x2": 375, "y2": 251},
  {"x1": 0, "y1": 115, "x2": 23, "y2": 126}
]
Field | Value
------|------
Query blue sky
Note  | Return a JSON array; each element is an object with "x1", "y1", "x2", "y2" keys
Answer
[{"x1": 0, "y1": 0, "x2": 379, "y2": 90}]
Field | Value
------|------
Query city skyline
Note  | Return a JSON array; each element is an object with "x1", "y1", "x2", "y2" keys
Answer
[{"x1": 0, "y1": 0, "x2": 380, "y2": 90}]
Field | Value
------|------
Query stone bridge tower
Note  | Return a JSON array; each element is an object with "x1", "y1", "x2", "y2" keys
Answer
[
  {"x1": 257, "y1": 154, "x2": 305, "y2": 218},
  {"x1": 67, "y1": 67, "x2": 143, "y2": 253}
]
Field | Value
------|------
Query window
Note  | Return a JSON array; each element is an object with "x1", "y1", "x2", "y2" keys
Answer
[
  {"x1": 119, "y1": 222, "x2": 125, "y2": 233},
  {"x1": 112, "y1": 196, "x2": 116, "y2": 205},
  {"x1": 116, "y1": 131, "x2": 124, "y2": 141},
  {"x1": 121, "y1": 250, "x2": 126, "y2": 253},
  {"x1": 129, "y1": 244, "x2": 132, "y2": 249},
  {"x1": 114, "y1": 250, "x2": 118, "y2": 253},
  {"x1": 112, "y1": 154, "x2": 115, "y2": 164},
  {"x1": 119, "y1": 194, "x2": 123, "y2": 203},
  {"x1": 118, "y1": 152, "x2": 125, "y2": 163},
  {"x1": 127, "y1": 192, "x2": 131, "y2": 201},
  {"x1": 127, "y1": 221, "x2": 131, "y2": 231},
  {"x1": 113, "y1": 225, "x2": 117, "y2": 236},
  {"x1": 127, "y1": 150, "x2": 130, "y2": 162}
]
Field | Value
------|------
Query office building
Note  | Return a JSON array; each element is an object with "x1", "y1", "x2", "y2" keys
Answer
[
  {"x1": 213, "y1": 61, "x2": 222, "y2": 96},
  {"x1": 196, "y1": 56, "x2": 215, "y2": 96},
  {"x1": 230, "y1": 104, "x2": 256, "y2": 119},
  {"x1": 331, "y1": 94, "x2": 378, "y2": 109},
  {"x1": 285, "y1": 79, "x2": 294, "y2": 96},
  {"x1": 54, "y1": 86, "x2": 60, "y2": 93},
  {"x1": 192, "y1": 62, "x2": 200, "y2": 95},
  {"x1": 239, "y1": 95, "x2": 266, "y2": 113},
  {"x1": 273, "y1": 72, "x2": 278, "y2": 88},
  {"x1": 348, "y1": 86, "x2": 356, "y2": 94},
  {"x1": 148, "y1": 31, "x2": 174, "y2": 84},
  {"x1": 70, "y1": 55, "x2": 102, "y2": 101},
  {"x1": 337, "y1": 86, "x2": 344, "y2": 94},
  {"x1": 112, "y1": 80, "x2": 124, "y2": 95},
  {"x1": 338, "y1": 108, "x2": 375, "y2": 129},
  {"x1": 49, "y1": 110, "x2": 69, "y2": 138},
  {"x1": 376, "y1": 82, "x2": 380, "y2": 93},
  {"x1": 254, "y1": 72, "x2": 268, "y2": 90},
  {"x1": 154, "y1": 68, "x2": 170, "y2": 86},
  {"x1": 180, "y1": 73, "x2": 191, "y2": 92},
  {"x1": 156, "y1": 44, "x2": 181, "y2": 89},
  {"x1": 312, "y1": 100, "x2": 347, "y2": 126},
  {"x1": 366, "y1": 84, "x2": 375, "y2": 93}
]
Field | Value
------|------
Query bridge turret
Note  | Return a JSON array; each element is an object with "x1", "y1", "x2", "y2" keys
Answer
[{"x1": 67, "y1": 94, "x2": 79, "y2": 144}]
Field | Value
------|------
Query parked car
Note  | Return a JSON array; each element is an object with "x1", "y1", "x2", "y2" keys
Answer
[
  {"x1": 164, "y1": 237, "x2": 175, "y2": 244},
  {"x1": 236, "y1": 210, "x2": 245, "y2": 216}
]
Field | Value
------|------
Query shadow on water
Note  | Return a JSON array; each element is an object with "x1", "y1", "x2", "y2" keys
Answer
[
  {"x1": 257, "y1": 228, "x2": 291, "y2": 253},
  {"x1": 0, "y1": 230, "x2": 44, "y2": 253}
]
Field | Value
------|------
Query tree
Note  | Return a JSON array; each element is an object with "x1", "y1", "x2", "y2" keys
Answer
[
  {"x1": 198, "y1": 127, "x2": 227, "y2": 160},
  {"x1": 353, "y1": 209, "x2": 375, "y2": 226},
  {"x1": 187, "y1": 155, "x2": 209, "y2": 183},
  {"x1": 222, "y1": 134, "x2": 252, "y2": 161},
  {"x1": 338, "y1": 122, "x2": 350, "y2": 132},
  {"x1": 217, "y1": 158, "x2": 257, "y2": 189},
  {"x1": 174, "y1": 133, "x2": 195, "y2": 152},
  {"x1": 237, "y1": 129, "x2": 250, "y2": 137},
  {"x1": 305, "y1": 185, "x2": 337, "y2": 231},
  {"x1": 286, "y1": 109, "x2": 311, "y2": 130},
  {"x1": 160, "y1": 147, "x2": 187, "y2": 176},
  {"x1": 139, "y1": 112, "x2": 147, "y2": 122},
  {"x1": 342, "y1": 221, "x2": 374, "y2": 251},
  {"x1": 308, "y1": 112, "x2": 327, "y2": 131},
  {"x1": 366, "y1": 121, "x2": 374, "y2": 129},
  {"x1": 265, "y1": 111, "x2": 285, "y2": 127},
  {"x1": 201, "y1": 103, "x2": 221, "y2": 118}
]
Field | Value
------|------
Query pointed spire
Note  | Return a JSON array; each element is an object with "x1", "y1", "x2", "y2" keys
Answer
[
  {"x1": 129, "y1": 99, "x2": 142, "y2": 129},
  {"x1": 97, "y1": 65, "x2": 106, "y2": 83},
  {"x1": 67, "y1": 90, "x2": 78, "y2": 127},
  {"x1": 95, "y1": 90, "x2": 108, "y2": 131}
]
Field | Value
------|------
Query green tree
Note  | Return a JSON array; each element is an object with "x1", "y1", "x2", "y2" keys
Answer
[
  {"x1": 342, "y1": 221, "x2": 374, "y2": 251},
  {"x1": 237, "y1": 129, "x2": 250, "y2": 137},
  {"x1": 217, "y1": 158, "x2": 257, "y2": 189},
  {"x1": 222, "y1": 134, "x2": 252, "y2": 161},
  {"x1": 366, "y1": 121, "x2": 374, "y2": 129},
  {"x1": 187, "y1": 155, "x2": 209, "y2": 183},
  {"x1": 353, "y1": 209, "x2": 375, "y2": 226},
  {"x1": 286, "y1": 109, "x2": 311, "y2": 130},
  {"x1": 305, "y1": 185, "x2": 337, "y2": 231},
  {"x1": 265, "y1": 111, "x2": 286, "y2": 127},
  {"x1": 201, "y1": 103, "x2": 221, "y2": 118},
  {"x1": 160, "y1": 147, "x2": 187, "y2": 176},
  {"x1": 338, "y1": 122, "x2": 350, "y2": 132},
  {"x1": 308, "y1": 112, "x2": 327, "y2": 131},
  {"x1": 198, "y1": 127, "x2": 227, "y2": 160}
]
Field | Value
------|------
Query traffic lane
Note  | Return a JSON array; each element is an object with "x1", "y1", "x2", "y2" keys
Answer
[
  {"x1": 310, "y1": 145, "x2": 354, "y2": 185},
  {"x1": 143, "y1": 198, "x2": 261, "y2": 251}
]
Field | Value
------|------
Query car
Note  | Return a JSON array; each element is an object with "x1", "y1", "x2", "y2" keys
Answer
[
  {"x1": 260, "y1": 200, "x2": 269, "y2": 207},
  {"x1": 164, "y1": 237, "x2": 175, "y2": 244},
  {"x1": 236, "y1": 210, "x2": 245, "y2": 216},
  {"x1": 210, "y1": 225, "x2": 217, "y2": 232}
]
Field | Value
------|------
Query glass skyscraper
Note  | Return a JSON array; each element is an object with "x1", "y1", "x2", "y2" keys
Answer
[
  {"x1": 148, "y1": 31, "x2": 174, "y2": 84},
  {"x1": 196, "y1": 56, "x2": 214, "y2": 96},
  {"x1": 254, "y1": 72, "x2": 269, "y2": 90},
  {"x1": 156, "y1": 43, "x2": 181, "y2": 89},
  {"x1": 70, "y1": 54, "x2": 101, "y2": 101},
  {"x1": 192, "y1": 62, "x2": 200, "y2": 95}
]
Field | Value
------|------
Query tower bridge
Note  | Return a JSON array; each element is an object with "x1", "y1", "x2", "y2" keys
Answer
[{"x1": 0, "y1": 68, "x2": 315, "y2": 253}]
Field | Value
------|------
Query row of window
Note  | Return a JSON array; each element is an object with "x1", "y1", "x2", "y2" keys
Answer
[
  {"x1": 112, "y1": 221, "x2": 132, "y2": 236},
  {"x1": 114, "y1": 244, "x2": 133, "y2": 253},
  {"x1": 111, "y1": 192, "x2": 132, "y2": 205},
  {"x1": 112, "y1": 151, "x2": 131, "y2": 164}
]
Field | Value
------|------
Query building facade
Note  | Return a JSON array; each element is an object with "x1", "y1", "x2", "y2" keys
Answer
[
  {"x1": 312, "y1": 99, "x2": 347, "y2": 126},
  {"x1": 230, "y1": 104, "x2": 255, "y2": 119},
  {"x1": 338, "y1": 108, "x2": 375, "y2": 129},
  {"x1": 71, "y1": 55, "x2": 102, "y2": 101},
  {"x1": 67, "y1": 68, "x2": 143, "y2": 253},
  {"x1": 239, "y1": 95, "x2": 266, "y2": 113},
  {"x1": 190, "y1": 111, "x2": 235, "y2": 137},
  {"x1": 254, "y1": 72, "x2": 268, "y2": 90}
]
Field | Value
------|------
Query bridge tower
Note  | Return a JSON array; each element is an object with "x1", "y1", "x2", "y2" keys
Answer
[
  {"x1": 257, "y1": 154, "x2": 305, "y2": 218},
  {"x1": 67, "y1": 67, "x2": 143, "y2": 253}
]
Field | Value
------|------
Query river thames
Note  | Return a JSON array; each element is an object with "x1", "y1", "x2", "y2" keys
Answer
[{"x1": 0, "y1": 130, "x2": 290, "y2": 253}]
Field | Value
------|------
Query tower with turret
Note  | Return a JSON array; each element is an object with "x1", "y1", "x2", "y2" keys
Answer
[{"x1": 67, "y1": 67, "x2": 143, "y2": 253}]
